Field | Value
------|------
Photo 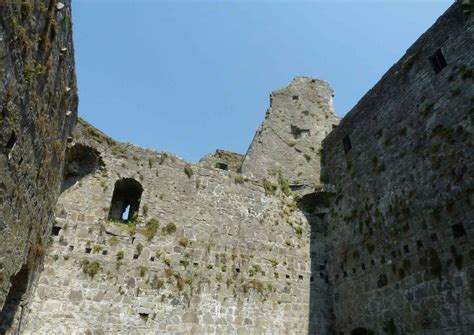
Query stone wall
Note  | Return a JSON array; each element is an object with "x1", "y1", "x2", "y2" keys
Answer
[
  {"x1": 320, "y1": 2, "x2": 474, "y2": 334},
  {"x1": 0, "y1": 1, "x2": 77, "y2": 333},
  {"x1": 241, "y1": 77, "x2": 340, "y2": 195},
  {"x1": 199, "y1": 149, "x2": 244, "y2": 173},
  {"x1": 23, "y1": 120, "x2": 317, "y2": 334}
]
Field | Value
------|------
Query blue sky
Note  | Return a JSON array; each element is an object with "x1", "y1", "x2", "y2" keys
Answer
[{"x1": 72, "y1": 0, "x2": 452, "y2": 162}]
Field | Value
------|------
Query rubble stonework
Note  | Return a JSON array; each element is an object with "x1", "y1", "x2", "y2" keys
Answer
[
  {"x1": 320, "y1": 2, "x2": 474, "y2": 333},
  {"x1": 0, "y1": 1, "x2": 77, "y2": 333},
  {"x1": 0, "y1": 1, "x2": 473, "y2": 334}
]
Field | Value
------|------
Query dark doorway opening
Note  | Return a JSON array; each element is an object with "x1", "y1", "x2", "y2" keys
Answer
[{"x1": 0, "y1": 265, "x2": 30, "y2": 333}]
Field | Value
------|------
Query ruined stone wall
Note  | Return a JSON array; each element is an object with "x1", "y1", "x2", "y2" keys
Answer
[
  {"x1": 320, "y1": 2, "x2": 474, "y2": 334},
  {"x1": 241, "y1": 77, "x2": 340, "y2": 195},
  {"x1": 0, "y1": 1, "x2": 77, "y2": 333},
  {"x1": 23, "y1": 120, "x2": 317, "y2": 334},
  {"x1": 199, "y1": 149, "x2": 244, "y2": 173}
]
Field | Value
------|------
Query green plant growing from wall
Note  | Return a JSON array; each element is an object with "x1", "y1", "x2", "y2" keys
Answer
[
  {"x1": 162, "y1": 222, "x2": 177, "y2": 235},
  {"x1": 403, "y1": 53, "x2": 417, "y2": 71},
  {"x1": 144, "y1": 218, "x2": 159, "y2": 241},
  {"x1": 109, "y1": 236, "x2": 118, "y2": 246},
  {"x1": 263, "y1": 178, "x2": 277, "y2": 196},
  {"x1": 81, "y1": 260, "x2": 101, "y2": 278},
  {"x1": 278, "y1": 171, "x2": 291, "y2": 196},
  {"x1": 116, "y1": 250, "x2": 124, "y2": 261},
  {"x1": 178, "y1": 237, "x2": 189, "y2": 247},
  {"x1": 234, "y1": 175, "x2": 245, "y2": 184},
  {"x1": 136, "y1": 243, "x2": 144, "y2": 256},
  {"x1": 92, "y1": 245, "x2": 103, "y2": 254},
  {"x1": 184, "y1": 164, "x2": 193, "y2": 178},
  {"x1": 139, "y1": 266, "x2": 147, "y2": 277},
  {"x1": 294, "y1": 226, "x2": 303, "y2": 235}
]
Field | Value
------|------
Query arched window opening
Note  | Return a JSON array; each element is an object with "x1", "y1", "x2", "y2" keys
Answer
[
  {"x1": 62, "y1": 144, "x2": 105, "y2": 193},
  {"x1": 108, "y1": 178, "x2": 143, "y2": 222},
  {"x1": 0, "y1": 265, "x2": 30, "y2": 333},
  {"x1": 64, "y1": 144, "x2": 104, "y2": 179}
]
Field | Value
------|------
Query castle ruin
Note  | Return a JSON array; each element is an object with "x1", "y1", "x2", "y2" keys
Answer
[{"x1": 0, "y1": 1, "x2": 473, "y2": 334}]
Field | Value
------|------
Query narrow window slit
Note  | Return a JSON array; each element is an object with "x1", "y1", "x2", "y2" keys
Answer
[{"x1": 430, "y1": 49, "x2": 447, "y2": 74}]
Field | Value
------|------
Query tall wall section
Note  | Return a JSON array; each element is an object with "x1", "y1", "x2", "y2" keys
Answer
[
  {"x1": 23, "y1": 119, "x2": 319, "y2": 334},
  {"x1": 321, "y1": 2, "x2": 474, "y2": 334},
  {"x1": 241, "y1": 77, "x2": 340, "y2": 195},
  {"x1": 0, "y1": 1, "x2": 77, "y2": 333}
]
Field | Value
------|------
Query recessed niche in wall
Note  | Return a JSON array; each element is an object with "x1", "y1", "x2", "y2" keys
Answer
[
  {"x1": 430, "y1": 48, "x2": 447, "y2": 74},
  {"x1": 452, "y1": 223, "x2": 466, "y2": 238},
  {"x1": 342, "y1": 135, "x2": 352, "y2": 153}
]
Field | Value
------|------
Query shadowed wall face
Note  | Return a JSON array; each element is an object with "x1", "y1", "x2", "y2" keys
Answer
[
  {"x1": 320, "y1": 3, "x2": 474, "y2": 334},
  {"x1": 0, "y1": 2, "x2": 77, "y2": 333}
]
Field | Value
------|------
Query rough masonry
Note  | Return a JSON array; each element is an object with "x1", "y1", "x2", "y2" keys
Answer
[
  {"x1": 0, "y1": 1, "x2": 473, "y2": 335},
  {"x1": 0, "y1": 1, "x2": 77, "y2": 333}
]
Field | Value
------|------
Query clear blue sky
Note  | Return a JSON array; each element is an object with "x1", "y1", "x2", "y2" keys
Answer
[{"x1": 72, "y1": 0, "x2": 452, "y2": 162}]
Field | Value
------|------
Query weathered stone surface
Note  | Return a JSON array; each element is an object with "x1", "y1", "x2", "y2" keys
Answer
[
  {"x1": 21, "y1": 120, "x2": 313, "y2": 334},
  {"x1": 0, "y1": 0, "x2": 77, "y2": 333},
  {"x1": 241, "y1": 76, "x2": 340, "y2": 195},
  {"x1": 320, "y1": 2, "x2": 474, "y2": 334},
  {"x1": 1, "y1": 1, "x2": 473, "y2": 334}
]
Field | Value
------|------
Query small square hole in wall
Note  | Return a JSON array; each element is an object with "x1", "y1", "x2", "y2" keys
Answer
[
  {"x1": 404, "y1": 245, "x2": 409, "y2": 253},
  {"x1": 235, "y1": 268, "x2": 240, "y2": 273},
  {"x1": 319, "y1": 272, "x2": 324, "y2": 278},
  {"x1": 133, "y1": 254, "x2": 139, "y2": 260},
  {"x1": 85, "y1": 247, "x2": 91, "y2": 254},
  {"x1": 343, "y1": 271, "x2": 347, "y2": 278},
  {"x1": 298, "y1": 275, "x2": 303, "y2": 280},
  {"x1": 371, "y1": 259, "x2": 375, "y2": 266},
  {"x1": 150, "y1": 257, "x2": 155, "y2": 262},
  {"x1": 361, "y1": 263, "x2": 366, "y2": 270},
  {"x1": 452, "y1": 223, "x2": 466, "y2": 239},
  {"x1": 286, "y1": 274, "x2": 290, "y2": 279},
  {"x1": 416, "y1": 240, "x2": 423, "y2": 249},
  {"x1": 310, "y1": 276, "x2": 314, "y2": 282},
  {"x1": 342, "y1": 135, "x2": 352, "y2": 153},
  {"x1": 352, "y1": 268, "x2": 356, "y2": 274},
  {"x1": 193, "y1": 262, "x2": 199, "y2": 267},
  {"x1": 69, "y1": 245, "x2": 74, "y2": 251},
  {"x1": 52, "y1": 226, "x2": 61, "y2": 236},
  {"x1": 431, "y1": 233, "x2": 438, "y2": 242},
  {"x1": 429, "y1": 48, "x2": 447, "y2": 74},
  {"x1": 102, "y1": 250, "x2": 108, "y2": 255},
  {"x1": 292, "y1": 95, "x2": 299, "y2": 101}
]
